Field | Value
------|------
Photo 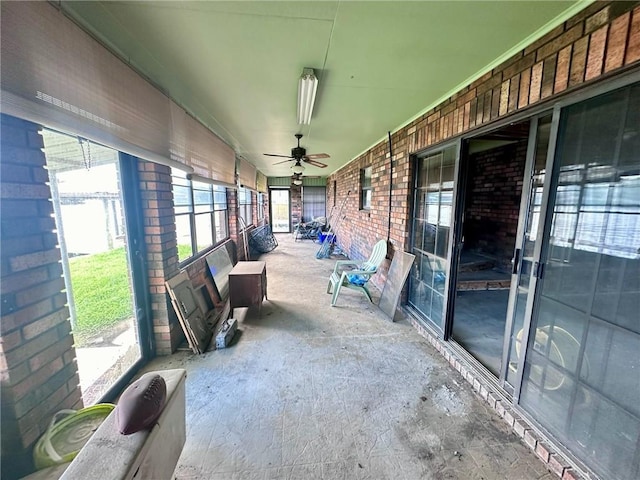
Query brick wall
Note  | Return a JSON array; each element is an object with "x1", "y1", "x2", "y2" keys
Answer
[
  {"x1": 138, "y1": 161, "x2": 182, "y2": 354},
  {"x1": 0, "y1": 115, "x2": 82, "y2": 479},
  {"x1": 464, "y1": 139, "x2": 528, "y2": 271},
  {"x1": 290, "y1": 184, "x2": 302, "y2": 227},
  {"x1": 328, "y1": 1, "x2": 640, "y2": 289}
]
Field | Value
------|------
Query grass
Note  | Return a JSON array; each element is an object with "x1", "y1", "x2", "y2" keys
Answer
[
  {"x1": 69, "y1": 244, "x2": 193, "y2": 344},
  {"x1": 69, "y1": 247, "x2": 133, "y2": 343},
  {"x1": 177, "y1": 244, "x2": 193, "y2": 262}
]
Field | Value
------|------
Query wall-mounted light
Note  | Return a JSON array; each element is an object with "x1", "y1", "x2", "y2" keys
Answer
[
  {"x1": 291, "y1": 161, "x2": 305, "y2": 175},
  {"x1": 297, "y1": 68, "x2": 318, "y2": 125}
]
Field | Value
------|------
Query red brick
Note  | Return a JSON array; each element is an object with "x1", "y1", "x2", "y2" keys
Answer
[
  {"x1": 585, "y1": 25, "x2": 608, "y2": 80},
  {"x1": 518, "y1": 69, "x2": 531, "y2": 108},
  {"x1": 463, "y1": 100, "x2": 472, "y2": 130},
  {"x1": 28, "y1": 334, "x2": 74, "y2": 372},
  {"x1": 490, "y1": 86, "x2": 500, "y2": 120},
  {"x1": 502, "y1": 53, "x2": 536, "y2": 81},
  {"x1": 0, "y1": 183, "x2": 51, "y2": 200},
  {"x1": 535, "y1": 442, "x2": 552, "y2": 462},
  {"x1": 555, "y1": 45, "x2": 572, "y2": 94},
  {"x1": 524, "y1": 430, "x2": 538, "y2": 449},
  {"x1": 0, "y1": 329, "x2": 22, "y2": 353},
  {"x1": 529, "y1": 61, "x2": 543, "y2": 103},
  {"x1": 526, "y1": 24, "x2": 566, "y2": 56},
  {"x1": 483, "y1": 90, "x2": 492, "y2": 123},
  {"x1": 563, "y1": 468, "x2": 583, "y2": 480},
  {"x1": 513, "y1": 418, "x2": 528, "y2": 438},
  {"x1": 1, "y1": 298, "x2": 53, "y2": 332},
  {"x1": 1, "y1": 267, "x2": 52, "y2": 297},
  {"x1": 541, "y1": 54, "x2": 557, "y2": 99},
  {"x1": 9, "y1": 248, "x2": 60, "y2": 273},
  {"x1": 605, "y1": 12, "x2": 630, "y2": 72},
  {"x1": 499, "y1": 80, "x2": 510, "y2": 116},
  {"x1": 503, "y1": 409, "x2": 515, "y2": 427},
  {"x1": 569, "y1": 36, "x2": 589, "y2": 87},
  {"x1": 566, "y1": 2, "x2": 608, "y2": 29},
  {"x1": 536, "y1": 24, "x2": 583, "y2": 61},
  {"x1": 625, "y1": 6, "x2": 640, "y2": 65},
  {"x1": 11, "y1": 357, "x2": 65, "y2": 401},
  {"x1": 585, "y1": 5, "x2": 611, "y2": 34},
  {"x1": 549, "y1": 453, "x2": 568, "y2": 477},
  {"x1": 2, "y1": 361, "x2": 31, "y2": 386},
  {"x1": 15, "y1": 277, "x2": 65, "y2": 308},
  {"x1": 22, "y1": 308, "x2": 69, "y2": 341},
  {"x1": 14, "y1": 362, "x2": 77, "y2": 422}
]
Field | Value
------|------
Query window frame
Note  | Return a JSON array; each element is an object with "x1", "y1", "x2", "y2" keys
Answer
[
  {"x1": 171, "y1": 169, "x2": 229, "y2": 263},
  {"x1": 360, "y1": 166, "x2": 372, "y2": 210},
  {"x1": 238, "y1": 186, "x2": 254, "y2": 227}
]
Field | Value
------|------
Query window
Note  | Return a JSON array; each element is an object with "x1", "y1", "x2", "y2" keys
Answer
[
  {"x1": 303, "y1": 186, "x2": 326, "y2": 221},
  {"x1": 257, "y1": 192, "x2": 265, "y2": 222},
  {"x1": 172, "y1": 169, "x2": 229, "y2": 262},
  {"x1": 238, "y1": 187, "x2": 254, "y2": 227},
  {"x1": 213, "y1": 186, "x2": 228, "y2": 242},
  {"x1": 360, "y1": 167, "x2": 372, "y2": 210}
]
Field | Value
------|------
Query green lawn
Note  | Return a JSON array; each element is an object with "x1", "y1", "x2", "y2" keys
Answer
[
  {"x1": 177, "y1": 243, "x2": 192, "y2": 262},
  {"x1": 69, "y1": 247, "x2": 133, "y2": 343}
]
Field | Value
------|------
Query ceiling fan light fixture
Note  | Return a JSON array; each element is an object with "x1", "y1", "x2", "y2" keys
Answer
[
  {"x1": 292, "y1": 178, "x2": 302, "y2": 186},
  {"x1": 297, "y1": 68, "x2": 318, "y2": 125},
  {"x1": 291, "y1": 162, "x2": 305, "y2": 175}
]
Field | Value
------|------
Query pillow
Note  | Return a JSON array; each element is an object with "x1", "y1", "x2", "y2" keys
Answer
[
  {"x1": 115, "y1": 373, "x2": 167, "y2": 435},
  {"x1": 346, "y1": 264, "x2": 376, "y2": 286},
  {"x1": 346, "y1": 273, "x2": 369, "y2": 286}
]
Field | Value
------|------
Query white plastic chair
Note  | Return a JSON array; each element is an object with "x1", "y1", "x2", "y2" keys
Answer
[{"x1": 326, "y1": 239, "x2": 387, "y2": 306}]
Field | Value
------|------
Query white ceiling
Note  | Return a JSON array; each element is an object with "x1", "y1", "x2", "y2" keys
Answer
[{"x1": 61, "y1": 1, "x2": 585, "y2": 178}]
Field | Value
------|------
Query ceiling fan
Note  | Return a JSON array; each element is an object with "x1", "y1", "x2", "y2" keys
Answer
[{"x1": 264, "y1": 134, "x2": 329, "y2": 168}]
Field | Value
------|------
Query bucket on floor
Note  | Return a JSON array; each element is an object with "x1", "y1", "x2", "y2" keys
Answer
[
  {"x1": 33, "y1": 404, "x2": 115, "y2": 470},
  {"x1": 317, "y1": 232, "x2": 335, "y2": 243}
]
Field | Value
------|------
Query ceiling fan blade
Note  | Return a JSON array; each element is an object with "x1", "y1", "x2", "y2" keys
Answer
[
  {"x1": 305, "y1": 153, "x2": 330, "y2": 159},
  {"x1": 273, "y1": 159, "x2": 294, "y2": 165},
  {"x1": 303, "y1": 158, "x2": 328, "y2": 168},
  {"x1": 264, "y1": 153, "x2": 292, "y2": 158}
]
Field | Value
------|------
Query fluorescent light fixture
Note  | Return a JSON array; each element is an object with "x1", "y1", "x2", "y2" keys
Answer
[
  {"x1": 291, "y1": 162, "x2": 305, "y2": 175},
  {"x1": 297, "y1": 68, "x2": 318, "y2": 125}
]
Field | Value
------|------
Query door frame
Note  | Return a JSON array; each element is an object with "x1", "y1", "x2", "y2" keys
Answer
[
  {"x1": 269, "y1": 187, "x2": 292, "y2": 233},
  {"x1": 421, "y1": 68, "x2": 640, "y2": 399},
  {"x1": 500, "y1": 108, "x2": 561, "y2": 397},
  {"x1": 98, "y1": 153, "x2": 154, "y2": 403}
]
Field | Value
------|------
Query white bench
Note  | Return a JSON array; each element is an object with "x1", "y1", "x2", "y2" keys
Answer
[{"x1": 25, "y1": 369, "x2": 187, "y2": 480}]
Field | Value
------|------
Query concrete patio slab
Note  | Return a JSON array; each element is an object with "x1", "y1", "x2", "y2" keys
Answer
[{"x1": 140, "y1": 234, "x2": 552, "y2": 480}]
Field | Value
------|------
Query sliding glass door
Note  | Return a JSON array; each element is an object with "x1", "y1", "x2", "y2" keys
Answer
[
  {"x1": 408, "y1": 145, "x2": 457, "y2": 332},
  {"x1": 519, "y1": 84, "x2": 640, "y2": 480}
]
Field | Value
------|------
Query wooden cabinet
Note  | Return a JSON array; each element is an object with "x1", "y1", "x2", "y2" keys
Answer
[{"x1": 228, "y1": 261, "x2": 267, "y2": 316}]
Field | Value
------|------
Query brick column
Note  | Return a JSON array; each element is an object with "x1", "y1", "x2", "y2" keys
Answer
[
  {"x1": 290, "y1": 184, "x2": 302, "y2": 225},
  {"x1": 0, "y1": 114, "x2": 82, "y2": 479},
  {"x1": 137, "y1": 161, "x2": 182, "y2": 354},
  {"x1": 227, "y1": 188, "x2": 245, "y2": 260}
]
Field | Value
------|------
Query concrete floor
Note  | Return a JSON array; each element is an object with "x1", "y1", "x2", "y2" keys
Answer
[
  {"x1": 141, "y1": 234, "x2": 552, "y2": 480},
  {"x1": 451, "y1": 290, "x2": 510, "y2": 376}
]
